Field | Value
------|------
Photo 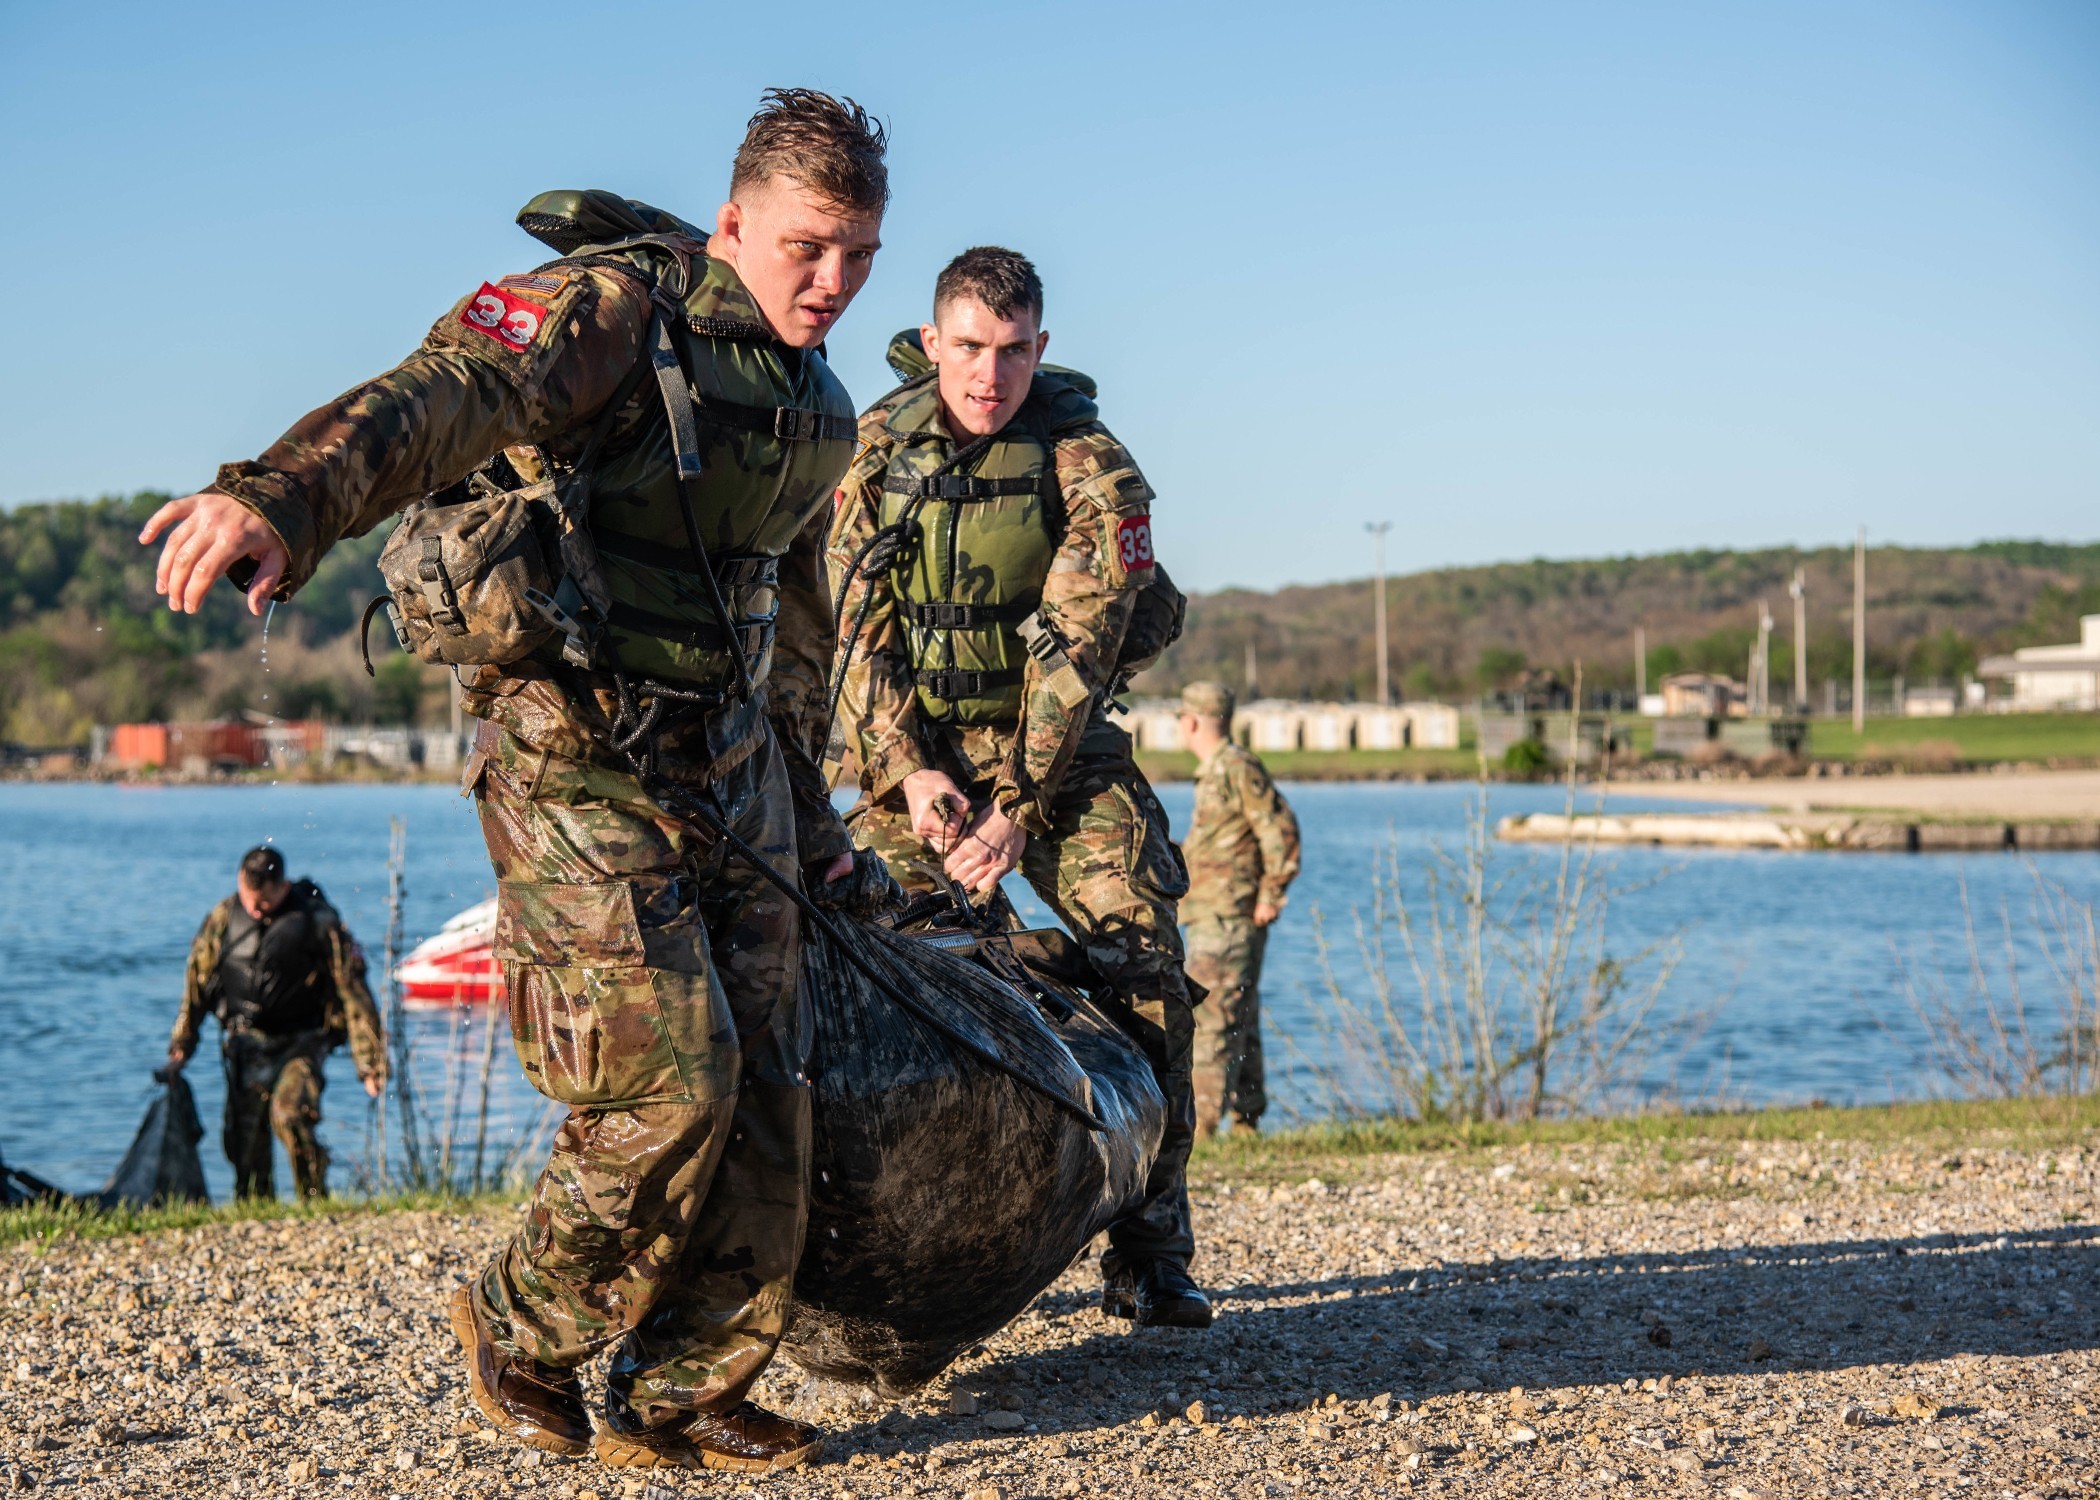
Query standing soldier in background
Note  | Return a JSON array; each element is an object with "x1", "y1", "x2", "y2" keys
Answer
[
  {"x1": 166, "y1": 845, "x2": 386, "y2": 1199},
  {"x1": 139, "y1": 91, "x2": 888, "y2": 1474},
  {"x1": 829, "y1": 247, "x2": 1212, "y2": 1329},
  {"x1": 1176, "y1": 683, "x2": 1299, "y2": 1137}
]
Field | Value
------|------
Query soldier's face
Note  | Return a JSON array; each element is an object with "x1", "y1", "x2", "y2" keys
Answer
[
  {"x1": 922, "y1": 298, "x2": 1048, "y2": 438},
  {"x1": 237, "y1": 876, "x2": 290, "y2": 921},
  {"x1": 711, "y1": 176, "x2": 883, "y2": 349}
]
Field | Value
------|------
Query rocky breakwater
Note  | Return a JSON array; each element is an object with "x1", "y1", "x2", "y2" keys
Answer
[{"x1": 2, "y1": 1135, "x2": 2096, "y2": 1498}]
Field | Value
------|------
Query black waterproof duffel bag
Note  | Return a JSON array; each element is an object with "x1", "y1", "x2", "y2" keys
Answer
[{"x1": 782, "y1": 904, "x2": 1164, "y2": 1395}]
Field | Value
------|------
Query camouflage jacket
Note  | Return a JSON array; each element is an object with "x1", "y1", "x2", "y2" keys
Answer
[
  {"x1": 171, "y1": 888, "x2": 388, "y2": 1082},
  {"x1": 209, "y1": 253, "x2": 850, "y2": 868},
  {"x1": 1180, "y1": 742, "x2": 1301, "y2": 923},
  {"x1": 827, "y1": 387, "x2": 1156, "y2": 837}
]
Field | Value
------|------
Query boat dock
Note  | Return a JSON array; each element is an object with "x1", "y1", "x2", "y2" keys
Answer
[{"x1": 1497, "y1": 811, "x2": 2100, "y2": 852}]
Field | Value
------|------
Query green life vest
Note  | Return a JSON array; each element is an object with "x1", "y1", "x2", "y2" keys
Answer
[
  {"x1": 873, "y1": 330, "x2": 1101, "y2": 724},
  {"x1": 518, "y1": 191, "x2": 857, "y2": 695}
]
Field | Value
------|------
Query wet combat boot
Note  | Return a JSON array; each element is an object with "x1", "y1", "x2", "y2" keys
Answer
[
  {"x1": 594, "y1": 1389, "x2": 826, "y2": 1473},
  {"x1": 447, "y1": 1287, "x2": 591, "y2": 1456},
  {"x1": 1103, "y1": 1259, "x2": 1215, "y2": 1329}
]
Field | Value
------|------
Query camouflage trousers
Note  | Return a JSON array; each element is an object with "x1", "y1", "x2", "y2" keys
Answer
[
  {"x1": 850, "y1": 747, "x2": 1197, "y2": 1269},
  {"x1": 468, "y1": 721, "x2": 811, "y2": 1428},
  {"x1": 1185, "y1": 916, "x2": 1269, "y2": 1136},
  {"x1": 222, "y1": 1028, "x2": 331, "y2": 1200}
]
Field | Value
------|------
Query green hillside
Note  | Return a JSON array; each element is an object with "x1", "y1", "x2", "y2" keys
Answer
[
  {"x1": 1138, "y1": 541, "x2": 2100, "y2": 703},
  {"x1": 5, "y1": 494, "x2": 2098, "y2": 748}
]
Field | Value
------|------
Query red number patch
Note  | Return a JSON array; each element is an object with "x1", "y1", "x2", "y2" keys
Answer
[
  {"x1": 458, "y1": 282, "x2": 547, "y2": 353},
  {"x1": 1117, "y1": 514, "x2": 1155, "y2": 572}
]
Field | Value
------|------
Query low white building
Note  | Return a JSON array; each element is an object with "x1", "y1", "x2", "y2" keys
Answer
[
  {"x1": 1114, "y1": 698, "x2": 1460, "y2": 753},
  {"x1": 1979, "y1": 615, "x2": 2100, "y2": 711}
]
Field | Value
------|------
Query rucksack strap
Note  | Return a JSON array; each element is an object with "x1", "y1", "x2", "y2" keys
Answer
[
  {"x1": 914, "y1": 666, "x2": 1024, "y2": 699},
  {"x1": 882, "y1": 473, "x2": 1042, "y2": 501},
  {"x1": 902, "y1": 599, "x2": 1037, "y2": 629}
]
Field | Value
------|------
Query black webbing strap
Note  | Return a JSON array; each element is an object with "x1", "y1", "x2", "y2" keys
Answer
[
  {"x1": 903, "y1": 599, "x2": 1037, "y2": 630},
  {"x1": 649, "y1": 311, "x2": 708, "y2": 483},
  {"x1": 605, "y1": 602, "x2": 774, "y2": 657},
  {"x1": 592, "y1": 531, "x2": 779, "y2": 589},
  {"x1": 881, "y1": 473, "x2": 1042, "y2": 501},
  {"x1": 699, "y1": 396, "x2": 856, "y2": 444},
  {"x1": 915, "y1": 666, "x2": 1023, "y2": 699},
  {"x1": 648, "y1": 308, "x2": 755, "y2": 700}
]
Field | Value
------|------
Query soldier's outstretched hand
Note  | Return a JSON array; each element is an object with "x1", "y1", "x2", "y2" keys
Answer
[{"x1": 140, "y1": 490, "x2": 289, "y2": 615}]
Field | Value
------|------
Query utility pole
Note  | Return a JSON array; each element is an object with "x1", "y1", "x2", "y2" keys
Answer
[
  {"x1": 1853, "y1": 527, "x2": 1867, "y2": 733},
  {"x1": 1635, "y1": 626, "x2": 1646, "y2": 703},
  {"x1": 1244, "y1": 638, "x2": 1259, "y2": 699},
  {"x1": 1756, "y1": 601, "x2": 1774, "y2": 716},
  {"x1": 1365, "y1": 521, "x2": 1393, "y2": 706},
  {"x1": 1789, "y1": 566, "x2": 1808, "y2": 713}
]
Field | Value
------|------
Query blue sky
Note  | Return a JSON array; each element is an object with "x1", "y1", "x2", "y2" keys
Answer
[{"x1": 2, "y1": 0, "x2": 2095, "y2": 592}]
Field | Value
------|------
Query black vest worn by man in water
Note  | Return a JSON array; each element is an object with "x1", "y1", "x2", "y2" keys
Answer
[{"x1": 211, "y1": 881, "x2": 336, "y2": 1037}]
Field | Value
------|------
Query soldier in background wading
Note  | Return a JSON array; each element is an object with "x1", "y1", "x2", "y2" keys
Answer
[
  {"x1": 166, "y1": 845, "x2": 387, "y2": 1199},
  {"x1": 1174, "y1": 683, "x2": 1300, "y2": 1137},
  {"x1": 828, "y1": 247, "x2": 1212, "y2": 1329},
  {"x1": 139, "y1": 90, "x2": 889, "y2": 1475}
]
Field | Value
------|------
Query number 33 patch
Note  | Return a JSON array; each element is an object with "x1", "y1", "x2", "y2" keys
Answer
[
  {"x1": 1116, "y1": 514, "x2": 1155, "y2": 572},
  {"x1": 458, "y1": 282, "x2": 546, "y2": 353}
]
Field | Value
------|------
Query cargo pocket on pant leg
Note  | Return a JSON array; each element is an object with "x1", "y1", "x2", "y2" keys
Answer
[
  {"x1": 497, "y1": 880, "x2": 735, "y2": 1108},
  {"x1": 525, "y1": 1146, "x2": 640, "y2": 1267}
]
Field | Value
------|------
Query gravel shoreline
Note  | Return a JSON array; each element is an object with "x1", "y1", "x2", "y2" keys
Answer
[{"x1": 5, "y1": 1136, "x2": 2095, "y2": 1498}]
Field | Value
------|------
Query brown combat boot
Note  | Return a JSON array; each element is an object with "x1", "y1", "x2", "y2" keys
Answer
[
  {"x1": 447, "y1": 1286, "x2": 591, "y2": 1456},
  {"x1": 593, "y1": 1390, "x2": 825, "y2": 1473}
]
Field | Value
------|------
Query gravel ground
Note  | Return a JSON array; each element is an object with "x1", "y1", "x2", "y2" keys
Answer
[{"x1": 4, "y1": 1136, "x2": 2096, "y2": 1499}]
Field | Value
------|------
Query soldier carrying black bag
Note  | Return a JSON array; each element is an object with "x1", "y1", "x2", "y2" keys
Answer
[{"x1": 165, "y1": 845, "x2": 386, "y2": 1200}]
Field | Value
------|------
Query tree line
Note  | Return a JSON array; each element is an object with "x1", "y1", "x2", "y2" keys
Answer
[{"x1": 5, "y1": 495, "x2": 2099, "y2": 747}]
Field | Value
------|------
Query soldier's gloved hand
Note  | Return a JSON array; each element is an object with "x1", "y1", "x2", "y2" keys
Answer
[{"x1": 810, "y1": 847, "x2": 904, "y2": 917}]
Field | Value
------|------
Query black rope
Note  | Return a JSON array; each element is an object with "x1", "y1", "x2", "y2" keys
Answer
[{"x1": 613, "y1": 735, "x2": 1104, "y2": 1131}]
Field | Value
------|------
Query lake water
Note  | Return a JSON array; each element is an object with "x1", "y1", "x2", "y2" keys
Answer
[{"x1": 5, "y1": 778, "x2": 2098, "y2": 1201}]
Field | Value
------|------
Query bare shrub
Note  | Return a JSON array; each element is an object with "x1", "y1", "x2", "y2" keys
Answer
[
  {"x1": 1297, "y1": 737, "x2": 1702, "y2": 1123},
  {"x1": 1887, "y1": 867, "x2": 2100, "y2": 1098}
]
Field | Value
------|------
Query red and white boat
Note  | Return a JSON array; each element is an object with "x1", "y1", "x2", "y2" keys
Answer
[{"x1": 395, "y1": 899, "x2": 504, "y2": 1007}]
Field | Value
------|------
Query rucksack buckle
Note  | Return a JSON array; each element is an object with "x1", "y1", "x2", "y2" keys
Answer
[{"x1": 526, "y1": 577, "x2": 599, "y2": 668}]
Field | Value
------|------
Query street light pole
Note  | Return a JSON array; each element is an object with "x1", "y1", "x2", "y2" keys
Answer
[
  {"x1": 1366, "y1": 521, "x2": 1392, "y2": 706},
  {"x1": 1853, "y1": 527, "x2": 1867, "y2": 733},
  {"x1": 1789, "y1": 567, "x2": 1807, "y2": 713}
]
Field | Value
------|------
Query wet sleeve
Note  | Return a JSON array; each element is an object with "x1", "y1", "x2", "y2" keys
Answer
[
  {"x1": 1238, "y1": 757, "x2": 1301, "y2": 905},
  {"x1": 170, "y1": 901, "x2": 230, "y2": 1056},
  {"x1": 209, "y1": 267, "x2": 650, "y2": 597},
  {"x1": 770, "y1": 500, "x2": 853, "y2": 868},
  {"x1": 827, "y1": 428, "x2": 934, "y2": 803},
  {"x1": 990, "y1": 425, "x2": 1153, "y2": 835},
  {"x1": 323, "y1": 916, "x2": 389, "y2": 1085}
]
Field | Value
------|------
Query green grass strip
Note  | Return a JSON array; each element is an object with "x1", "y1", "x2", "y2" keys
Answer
[{"x1": 0, "y1": 1186, "x2": 519, "y2": 1251}]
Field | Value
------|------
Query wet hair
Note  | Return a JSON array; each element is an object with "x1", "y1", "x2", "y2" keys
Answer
[
  {"x1": 238, "y1": 845, "x2": 285, "y2": 887},
  {"x1": 729, "y1": 88, "x2": 890, "y2": 216},
  {"x1": 934, "y1": 246, "x2": 1044, "y2": 324}
]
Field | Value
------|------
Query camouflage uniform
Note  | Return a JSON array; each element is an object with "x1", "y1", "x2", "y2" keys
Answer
[
  {"x1": 829, "y1": 363, "x2": 1198, "y2": 1274},
  {"x1": 210, "y1": 239, "x2": 852, "y2": 1427},
  {"x1": 1180, "y1": 741, "x2": 1300, "y2": 1135},
  {"x1": 171, "y1": 882, "x2": 386, "y2": 1199}
]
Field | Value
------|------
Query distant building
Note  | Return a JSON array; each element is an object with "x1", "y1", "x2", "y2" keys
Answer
[
  {"x1": 1115, "y1": 698, "x2": 1461, "y2": 754},
  {"x1": 95, "y1": 721, "x2": 469, "y2": 776},
  {"x1": 1659, "y1": 672, "x2": 1747, "y2": 719},
  {"x1": 1978, "y1": 616, "x2": 2100, "y2": 711}
]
